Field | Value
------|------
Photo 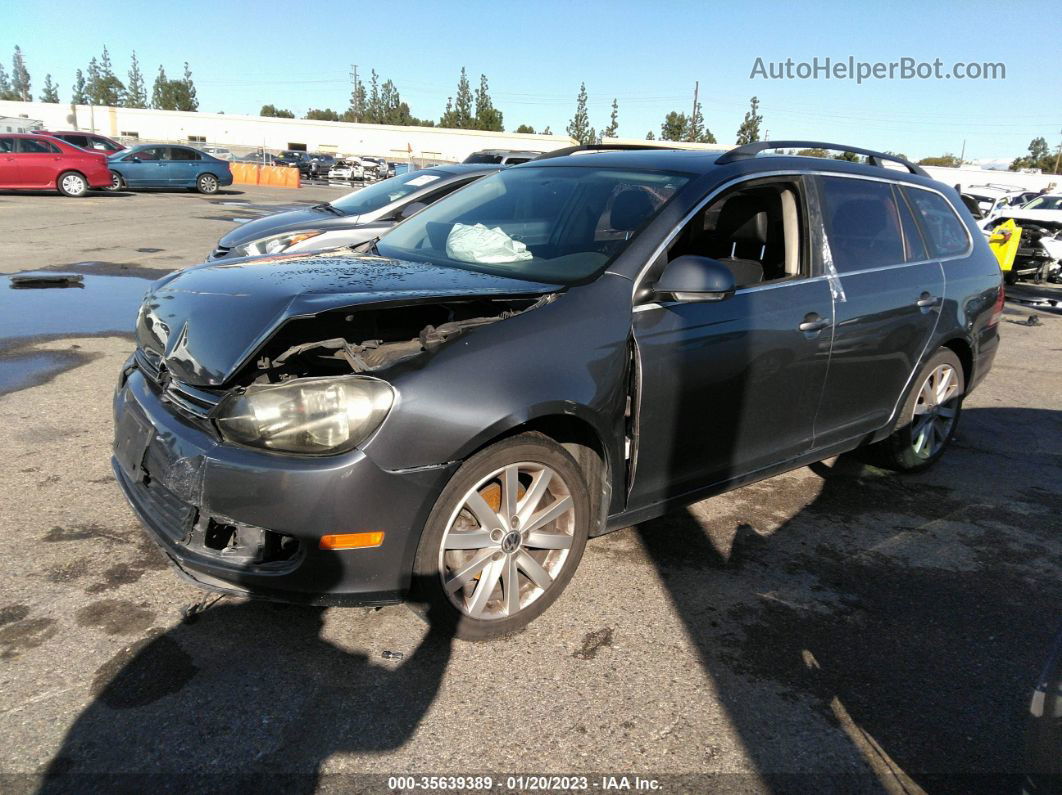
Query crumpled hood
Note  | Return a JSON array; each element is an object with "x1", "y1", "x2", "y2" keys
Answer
[
  {"x1": 136, "y1": 251, "x2": 559, "y2": 386},
  {"x1": 217, "y1": 206, "x2": 361, "y2": 250}
]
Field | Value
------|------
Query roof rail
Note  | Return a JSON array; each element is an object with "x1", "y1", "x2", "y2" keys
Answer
[
  {"x1": 715, "y1": 141, "x2": 929, "y2": 177},
  {"x1": 533, "y1": 143, "x2": 682, "y2": 161}
]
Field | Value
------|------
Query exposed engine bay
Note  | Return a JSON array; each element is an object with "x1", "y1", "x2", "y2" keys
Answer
[{"x1": 240, "y1": 294, "x2": 555, "y2": 385}]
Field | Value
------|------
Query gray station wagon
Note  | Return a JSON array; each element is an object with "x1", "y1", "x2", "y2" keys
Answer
[{"x1": 112, "y1": 141, "x2": 1003, "y2": 639}]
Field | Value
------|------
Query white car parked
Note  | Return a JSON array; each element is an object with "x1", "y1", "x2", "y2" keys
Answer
[
  {"x1": 199, "y1": 146, "x2": 235, "y2": 161},
  {"x1": 965, "y1": 183, "x2": 1041, "y2": 218}
]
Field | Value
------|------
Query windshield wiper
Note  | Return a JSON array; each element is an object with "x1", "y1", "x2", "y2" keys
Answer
[
  {"x1": 313, "y1": 203, "x2": 344, "y2": 216},
  {"x1": 351, "y1": 236, "x2": 381, "y2": 255}
]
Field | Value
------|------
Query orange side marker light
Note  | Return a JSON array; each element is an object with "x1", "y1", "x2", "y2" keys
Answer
[{"x1": 319, "y1": 532, "x2": 385, "y2": 550}]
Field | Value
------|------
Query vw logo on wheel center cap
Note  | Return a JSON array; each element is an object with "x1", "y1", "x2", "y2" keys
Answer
[{"x1": 500, "y1": 531, "x2": 522, "y2": 554}]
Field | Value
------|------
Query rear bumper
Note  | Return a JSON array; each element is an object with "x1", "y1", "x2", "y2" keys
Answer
[
  {"x1": 85, "y1": 163, "x2": 113, "y2": 188},
  {"x1": 112, "y1": 367, "x2": 456, "y2": 605}
]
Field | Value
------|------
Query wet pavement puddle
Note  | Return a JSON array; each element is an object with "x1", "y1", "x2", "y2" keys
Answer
[{"x1": 0, "y1": 268, "x2": 157, "y2": 394}]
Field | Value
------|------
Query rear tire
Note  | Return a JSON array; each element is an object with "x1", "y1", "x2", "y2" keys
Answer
[
  {"x1": 410, "y1": 433, "x2": 590, "y2": 641},
  {"x1": 196, "y1": 173, "x2": 219, "y2": 194},
  {"x1": 56, "y1": 171, "x2": 88, "y2": 197},
  {"x1": 867, "y1": 347, "x2": 965, "y2": 472}
]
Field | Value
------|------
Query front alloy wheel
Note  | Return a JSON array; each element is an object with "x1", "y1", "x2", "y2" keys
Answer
[
  {"x1": 440, "y1": 461, "x2": 576, "y2": 620},
  {"x1": 106, "y1": 171, "x2": 123, "y2": 191},
  {"x1": 412, "y1": 433, "x2": 590, "y2": 640}
]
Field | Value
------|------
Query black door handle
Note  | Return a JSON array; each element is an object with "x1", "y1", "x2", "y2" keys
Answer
[
  {"x1": 799, "y1": 313, "x2": 830, "y2": 333},
  {"x1": 916, "y1": 292, "x2": 940, "y2": 308}
]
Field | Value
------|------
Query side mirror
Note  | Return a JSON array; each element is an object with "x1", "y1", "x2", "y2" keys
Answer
[
  {"x1": 127, "y1": 156, "x2": 141, "y2": 163},
  {"x1": 398, "y1": 201, "x2": 428, "y2": 220},
  {"x1": 653, "y1": 255, "x2": 736, "y2": 302}
]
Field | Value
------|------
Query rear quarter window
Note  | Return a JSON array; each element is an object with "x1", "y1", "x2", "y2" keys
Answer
[{"x1": 904, "y1": 187, "x2": 971, "y2": 258}]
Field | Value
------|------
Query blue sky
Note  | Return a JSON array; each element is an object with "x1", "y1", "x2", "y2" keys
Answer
[{"x1": 6, "y1": 0, "x2": 1061, "y2": 161}]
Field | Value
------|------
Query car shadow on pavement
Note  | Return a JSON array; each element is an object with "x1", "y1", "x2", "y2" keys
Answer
[
  {"x1": 635, "y1": 406, "x2": 1062, "y2": 792},
  {"x1": 41, "y1": 572, "x2": 454, "y2": 793}
]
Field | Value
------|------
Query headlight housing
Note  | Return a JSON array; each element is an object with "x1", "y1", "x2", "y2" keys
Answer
[
  {"x1": 234, "y1": 230, "x2": 323, "y2": 257},
  {"x1": 215, "y1": 376, "x2": 394, "y2": 454}
]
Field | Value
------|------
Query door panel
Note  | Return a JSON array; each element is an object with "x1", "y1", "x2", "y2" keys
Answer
[
  {"x1": 811, "y1": 175, "x2": 945, "y2": 447},
  {"x1": 630, "y1": 278, "x2": 834, "y2": 508},
  {"x1": 16, "y1": 138, "x2": 63, "y2": 187},
  {"x1": 814, "y1": 263, "x2": 944, "y2": 447},
  {"x1": 169, "y1": 148, "x2": 201, "y2": 185},
  {"x1": 0, "y1": 138, "x2": 18, "y2": 186},
  {"x1": 117, "y1": 148, "x2": 161, "y2": 186}
]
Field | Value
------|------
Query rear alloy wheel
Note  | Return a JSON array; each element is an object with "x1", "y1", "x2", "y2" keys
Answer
[
  {"x1": 57, "y1": 171, "x2": 88, "y2": 197},
  {"x1": 870, "y1": 347, "x2": 965, "y2": 472},
  {"x1": 196, "y1": 173, "x2": 219, "y2": 194},
  {"x1": 412, "y1": 433, "x2": 590, "y2": 640}
]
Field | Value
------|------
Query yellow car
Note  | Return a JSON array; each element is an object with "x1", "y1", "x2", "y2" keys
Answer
[{"x1": 988, "y1": 219, "x2": 1021, "y2": 283}]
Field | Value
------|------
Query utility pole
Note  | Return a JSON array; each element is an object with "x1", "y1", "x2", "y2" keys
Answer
[
  {"x1": 959, "y1": 139, "x2": 966, "y2": 166},
  {"x1": 350, "y1": 64, "x2": 360, "y2": 123},
  {"x1": 1054, "y1": 128, "x2": 1061, "y2": 176},
  {"x1": 690, "y1": 81, "x2": 699, "y2": 142}
]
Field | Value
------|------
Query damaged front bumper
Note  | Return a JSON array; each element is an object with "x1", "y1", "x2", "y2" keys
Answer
[{"x1": 112, "y1": 366, "x2": 456, "y2": 605}]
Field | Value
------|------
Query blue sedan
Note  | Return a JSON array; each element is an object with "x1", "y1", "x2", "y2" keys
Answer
[{"x1": 108, "y1": 144, "x2": 233, "y2": 193}]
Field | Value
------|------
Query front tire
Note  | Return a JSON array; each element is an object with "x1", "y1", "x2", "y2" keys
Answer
[
  {"x1": 411, "y1": 433, "x2": 590, "y2": 640},
  {"x1": 56, "y1": 171, "x2": 88, "y2": 197},
  {"x1": 105, "y1": 171, "x2": 124, "y2": 191},
  {"x1": 196, "y1": 173, "x2": 219, "y2": 194},
  {"x1": 869, "y1": 347, "x2": 965, "y2": 472}
]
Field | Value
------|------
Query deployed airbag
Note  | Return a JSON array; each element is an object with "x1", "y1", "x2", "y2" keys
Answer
[{"x1": 446, "y1": 223, "x2": 533, "y2": 265}]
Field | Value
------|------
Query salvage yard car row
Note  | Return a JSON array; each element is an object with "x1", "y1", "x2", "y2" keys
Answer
[{"x1": 0, "y1": 134, "x2": 413, "y2": 196}]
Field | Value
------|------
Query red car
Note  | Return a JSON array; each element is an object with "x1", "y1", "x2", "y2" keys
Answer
[
  {"x1": 31, "y1": 129, "x2": 125, "y2": 156},
  {"x1": 0, "y1": 133, "x2": 113, "y2": 197}
]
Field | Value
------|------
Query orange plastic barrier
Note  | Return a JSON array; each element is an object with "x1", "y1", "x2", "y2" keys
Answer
[
  {"x1": 229, "y1": 163, "x2": 257, "y2": 185},
  {"x1": 229, "y1": 163, "x2": 300, "y2": 189}
]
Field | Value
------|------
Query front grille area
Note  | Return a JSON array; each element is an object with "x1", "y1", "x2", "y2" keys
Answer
[
  {"x1": 134, "y1": 347, "x2": 223, "y2": 422},
  {"x1": 134, "y1": 473, "x2": 198, "y2": 544},
  {"x1": 164, "y1": 381, "x2": 222, "y2": 420}
]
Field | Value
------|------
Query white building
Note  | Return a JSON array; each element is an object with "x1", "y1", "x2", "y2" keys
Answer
[
  {"x1": 0, "y1": 100, "x2": 573, "y2": 163},
  {"x1": 0, "y1": 114, "x2": 42, "y2": 133}
]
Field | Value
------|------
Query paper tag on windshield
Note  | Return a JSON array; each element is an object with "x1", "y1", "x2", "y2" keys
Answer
[{"x1": 406, "y1": 175, "x2": 441, "y2": 187}]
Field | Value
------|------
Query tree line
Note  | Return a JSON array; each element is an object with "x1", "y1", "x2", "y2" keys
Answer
[
  {"x1": 870, "y1": 137, "x2": 1060, "y2": 174},
  {"x1": 6, "y1": 44, "x2": 1056, "y2": 171},
  {"x1": 0, "y1": 44, "x2": 199, "y2": 111}
]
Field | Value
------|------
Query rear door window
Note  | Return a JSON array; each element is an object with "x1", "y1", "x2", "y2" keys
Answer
[
  {"x1": 62, "y1": 135, "x2": 90, "y2": 148},
  {"x1": 0, "y1": 136, "x2": 14, "y2": 153},
  {"x1": 171, "y1": 148, "x2": 201, "y2": 161},
  {"x1": 819, "y1": 176, "x2": 905, "y2": 271},
  {"x1": 904, "y1": 187, "x2": 970, "y2": 258},
  {"x1": 17, "y1": 138, "x2": 60, "y2": 154}
]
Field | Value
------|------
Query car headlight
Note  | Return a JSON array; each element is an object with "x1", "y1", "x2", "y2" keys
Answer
[
  {"x1": 234, "y1": 230, "x2": 324, "y2": 257},
  {"x1": 215, "y1": 376, "x2": 394, "y2": 454}
]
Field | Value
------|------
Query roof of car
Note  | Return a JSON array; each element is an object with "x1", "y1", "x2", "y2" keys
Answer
[
  {"x1": 421, "y1": 163, "x2": 505, "y2": 177},
  {"x1": 32, "y1": 130, "x2": 111, "y2": 136},
  {"x1": 518, "y1": 147, "x2": 948, "y2": 189}
]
